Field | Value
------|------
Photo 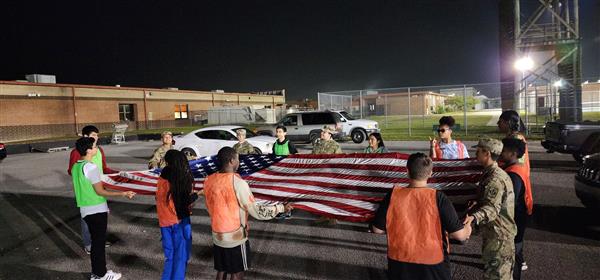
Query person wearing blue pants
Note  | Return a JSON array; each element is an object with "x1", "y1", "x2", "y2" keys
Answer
[
  {"x1": 160, "y1": 217, "x2": 192, "y2": 279},
  {"x1": 156, "y1": 150, "x2": 200, "y2": 280}
]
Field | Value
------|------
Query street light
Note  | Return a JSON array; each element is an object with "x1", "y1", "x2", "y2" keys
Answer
[
  {"x1": 553, "y1": 79, "x2": 564, "y2": 88},
  {"x1": 514, "y1": 57, "x2": 534, "y2": 136},
  {"x1": 514, "y1": 57, "x2": 534, "y2": 72}
]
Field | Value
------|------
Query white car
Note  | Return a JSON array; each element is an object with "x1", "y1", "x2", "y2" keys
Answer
[{"x1": 173, "y1": 125, "x2": 276, "y2": 158}]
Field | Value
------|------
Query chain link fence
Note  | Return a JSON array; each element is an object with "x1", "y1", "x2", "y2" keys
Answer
[{"x1": 318, "y1": 81, "x2": 600, "y2": 140}]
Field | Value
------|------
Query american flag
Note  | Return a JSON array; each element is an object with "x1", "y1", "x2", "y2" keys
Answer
[{"x1": 102, "y1": 153, "x2": 482, "y2": 222}]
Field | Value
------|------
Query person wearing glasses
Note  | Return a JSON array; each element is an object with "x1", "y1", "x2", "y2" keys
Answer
[{"x1": 429, "y1": 116, "x2": 469, "y2": 160}]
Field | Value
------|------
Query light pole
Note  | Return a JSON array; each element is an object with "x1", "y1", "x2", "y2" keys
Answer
[{"x1": 514, "y1": 57, "x2": 534, "y2": 135}]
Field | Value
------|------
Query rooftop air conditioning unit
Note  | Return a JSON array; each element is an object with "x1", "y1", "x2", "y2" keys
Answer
[{"x1": 25, "y1": 74, "x2": 56, "y2": 84}]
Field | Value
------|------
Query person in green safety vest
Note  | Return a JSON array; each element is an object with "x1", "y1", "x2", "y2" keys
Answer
[
  {"x1": 68, "y1": 125, "x2": 119, "y2": 254},
  {"x1": 272, "y1": 125, "x2": 298, "y2": 156},
  {"x1": 72, "y1": 137, "x2": 136, "y2": 280}
]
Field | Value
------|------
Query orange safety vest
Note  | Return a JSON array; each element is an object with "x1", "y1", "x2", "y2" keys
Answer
[
  {"x1": 434, "y1": 140, "x2": 465, "y2": 160},
  {"x1": 203, "y1": 173, "x2": 246, "y2": 234},
  {"x1": 386, "y1": 187, "x2": 445, "y2": 265},
  {"x1": 504, "y1": 163, "x2": 533, "y2": 215}
]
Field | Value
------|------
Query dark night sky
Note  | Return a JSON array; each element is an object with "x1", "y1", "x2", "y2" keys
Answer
[{"x1": 2, "y1": 1, "x2": 599, "y2": 100}]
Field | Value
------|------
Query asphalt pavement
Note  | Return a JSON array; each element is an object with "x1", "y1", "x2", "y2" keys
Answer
[{"x1": 0, "y1": 140, "x2": 598, "y2": 280}]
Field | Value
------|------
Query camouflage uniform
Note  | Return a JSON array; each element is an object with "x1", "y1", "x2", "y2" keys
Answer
[
  {"x1": 312, "y1": 139, "x2": 342, "y2": 154},
  {"x1": 471, "y1": 139, "x2": 517, "y2": 280},
  {"x1": 233, "y1": 141, "x2": 257, "y2": 155},
  {"x1": 148, "y1": 145, "x2": 173, "y2": 169}
]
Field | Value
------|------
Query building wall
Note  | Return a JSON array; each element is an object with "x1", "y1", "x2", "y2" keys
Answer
[{"x1": 0, "y1": 82, "x2": 285, "y2": 142}]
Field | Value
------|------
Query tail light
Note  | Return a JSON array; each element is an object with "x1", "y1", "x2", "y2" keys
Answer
[{"x1": 0, "y1": 143, "x2": 5, "y2": 149}]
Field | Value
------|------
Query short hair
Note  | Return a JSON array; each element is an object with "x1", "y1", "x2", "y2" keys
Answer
[
  {"x1": 439, "y1": 116, "x2": 455, "y2": 128},
  {"x1": 236, "y1": 129, "x2": 246, "y2": 136},
  {"x1": 502, "y1": 138, "x2": 526, "y2": 159},
  {"x1": 82, "y1": 125, "x2": 99, "y2": 136},
  {"x1": 407, "y1": 153, "x2": 433, "y2": 180},
  {"x1": 75, "y1": 137, "x2": 95, "y2": 156},
  {"x1": 276, "y1": 125, "x2": 287, "y2": 133},
  {"x1": 161, "y1": 131, "x2": 173, "y2": 138},
  {"x1": 217, "y1": 146, "x2": 238, "y2": 169}
]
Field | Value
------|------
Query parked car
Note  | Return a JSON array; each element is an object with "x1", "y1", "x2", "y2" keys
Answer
[
  {"x1": 0, "y1": 143, "x2": 6, "y2": 161},
  {"x1": 541, "y1": 120, "x2": 600, "y2": 162},
  {"x1": 575, "y1": 153, "x2": 600, "y2": 209},
  {"x1": 257, "y1": 110, "x2": 380, "y2": 144},
  {"x1": 173, "y1": 125, "x2": 276, "y2": 158}
]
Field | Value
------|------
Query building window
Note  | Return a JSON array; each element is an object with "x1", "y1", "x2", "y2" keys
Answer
[
  {"x1": 174, "y1": 104, "x2": 188, "y2": 119},
  {"x1": 119, "y1": 104, "x2": 135, "y2": 121}
]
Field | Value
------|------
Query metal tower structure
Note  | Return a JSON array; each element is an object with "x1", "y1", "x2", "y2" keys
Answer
[{"x1": 499, "y1": 0, "x2": 582, "y2": 121}]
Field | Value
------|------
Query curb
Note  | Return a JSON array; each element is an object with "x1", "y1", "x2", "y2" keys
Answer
[{"x1": 4, "y1": 133, "x2": 181, "y2": 155}]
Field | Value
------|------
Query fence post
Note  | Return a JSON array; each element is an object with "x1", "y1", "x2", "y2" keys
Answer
[
  {"x1": 317, "y1": 92, "x2": 321, "y2": 111},
  {"x1": 360, "y1": 90, "x2": 363, "y2": 119},
  {"x1": 385, "y1": 94, "x2": 388, "y2": 128},
  {"x1": 463, "y1": 85, "x2": 468, "y2": 136},
  {"x1": 408, "y1": 88, "x2": 412, "y2": 136}
]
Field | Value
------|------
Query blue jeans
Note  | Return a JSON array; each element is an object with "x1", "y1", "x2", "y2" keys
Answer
[
  {"x1": 81, "y1": 217, "x2": 92, "y2": 249},
  {"x1": 160, "y1": 217, "x2": 192, "y2": 280}
]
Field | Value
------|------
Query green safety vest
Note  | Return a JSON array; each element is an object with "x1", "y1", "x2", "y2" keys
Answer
[
  {"x1": 92, "y1": 148, "x2": 104, "y2": 173},
  {"x1": 274, "y1": 140, "x2": 290, "y2": 156},
  {"x1": 72, "y1": 160, "x2": 107, "y2": 207}
]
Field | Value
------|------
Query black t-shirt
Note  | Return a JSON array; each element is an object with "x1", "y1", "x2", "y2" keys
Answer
[
  {"x1": 372, "y1": 189, "x2": 464, "y2": 280},
  {"x1": 507, "y1": 172, "x2": 526, "y2": 220}
]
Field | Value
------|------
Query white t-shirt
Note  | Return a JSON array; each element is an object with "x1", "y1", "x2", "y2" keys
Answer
[{"x1": 80, "y1": 162, "x2": 109, "y2": 218}]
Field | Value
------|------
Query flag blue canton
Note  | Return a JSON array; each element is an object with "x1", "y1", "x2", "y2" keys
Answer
[{"x1": 152, "y1": 154, "x2": 286, "y2": 178}]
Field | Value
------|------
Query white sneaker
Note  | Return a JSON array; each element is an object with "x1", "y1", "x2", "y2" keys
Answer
[
  {"x1": 521, "y1": 262, "x2": 528, "y2": 271},
  {"x1": 91, "y1": 270, "x2": 122, "y2": 280}
]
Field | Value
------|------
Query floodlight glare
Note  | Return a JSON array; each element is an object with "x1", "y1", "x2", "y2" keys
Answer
[
  {"x1": 514, "y1": 57, "x2": 534, "y2": 72},
  {"x1": 553, "y1": 80, "x2": 563, "y2": 88}
]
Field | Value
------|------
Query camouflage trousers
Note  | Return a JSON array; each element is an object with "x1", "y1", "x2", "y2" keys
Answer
[{"x1": 482, "y1": 238, "x2": 515, "y2": 280}]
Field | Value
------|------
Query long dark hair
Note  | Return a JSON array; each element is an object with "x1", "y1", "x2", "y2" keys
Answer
[
  {"x1": 160, "y1": 150, "x2": 194, "y2": 220},
  {"x1": 499, "y1": 110, "x2": 526, "y2": 133},
  {"x1": 369, "y1": 132, "x2": 385, "y2": 148}
]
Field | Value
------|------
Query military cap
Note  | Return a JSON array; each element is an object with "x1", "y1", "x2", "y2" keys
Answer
[
  {"x1": 472, "y1": 138, "x2": 503, "y2": 155},
  {"x1": 321, "y1": 125, "x2": 336, "y2": 135}
]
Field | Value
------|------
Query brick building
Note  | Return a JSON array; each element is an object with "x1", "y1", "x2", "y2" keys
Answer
[
  {"x1": 359, "y1": 91, "x2": 448, "y2": 116},
  {"x1": 0, "y1": 81, "x2": 285, "y2": 142}
]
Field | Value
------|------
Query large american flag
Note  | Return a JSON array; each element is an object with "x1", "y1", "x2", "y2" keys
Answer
[{"x1": 102, "y1": 153, "x2": 482, "y2": 222}]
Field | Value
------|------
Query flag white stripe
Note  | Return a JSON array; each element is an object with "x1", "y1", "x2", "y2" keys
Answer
[
  {"x1": 292, "y1": 202, "x2": 363, "y2": 217},
  {"x1": 248, "y1": 181, "x2": 388, "y2": 198},
  {"x1": 281, "y1": 157, "x2": 480, "y2": 168},
  {"x1": 251, "y1": 188, "x2": 378, "y2": 211},
  {"x1": 264, "y1": 165, "x2": 481, "y2": 179}
]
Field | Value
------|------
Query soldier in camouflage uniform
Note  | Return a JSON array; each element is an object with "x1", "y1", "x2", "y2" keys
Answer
[
  {"x1": 465, "y1": 138, "x2": 517, "y2": 280},
  {"x1": 312, "y1": 126, "x2": 342, "y2": 154},
  {"x1": 312, "y1": 126, "x2": 342, "y2": 225},
  {"x1": 233, "y1": 129, "x2": 257, "y2": 155},
  {"x1": 148, "y1": 131, "x2": 174, "y2": 169}
]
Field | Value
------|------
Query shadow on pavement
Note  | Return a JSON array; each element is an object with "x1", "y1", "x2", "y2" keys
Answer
[{"x1": 528, "y1": 203, "x2": 600, "y2": 245}]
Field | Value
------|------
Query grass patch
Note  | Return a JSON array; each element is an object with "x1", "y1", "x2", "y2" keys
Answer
[{"x1": 367, "y1": 113, "x2": 544, "y2": 141}]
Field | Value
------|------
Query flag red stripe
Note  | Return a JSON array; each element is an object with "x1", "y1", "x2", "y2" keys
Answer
[
  {"x1": 250, "y1": 184, "x2": 385, "y2": 202},
  {"x1": 291, "y1": 204, "x2": 374, "y2": 223},
  {"x1": 256, "y1": 169, "x2": 481, "y2": 184},
  {"x1": 274, "y1": 162, "x2": 481, "y2": 173},
  {"x1": 246, "y1": 177, "x2": 391, "y2": 193},
  {"x1": 252, "y1": 193, "x2": 376, "y2": 215}
]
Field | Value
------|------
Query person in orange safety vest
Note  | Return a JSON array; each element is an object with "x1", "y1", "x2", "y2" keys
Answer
[
  {"x1": 203, "y1": 146, "x2": 293, "y2": 280},
  {"x1": 371, "y1": 153, "x2": 472, "y2": 280},
  {"x1": 500, "y1": 138, "x2": 533, "y2": 279}
]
